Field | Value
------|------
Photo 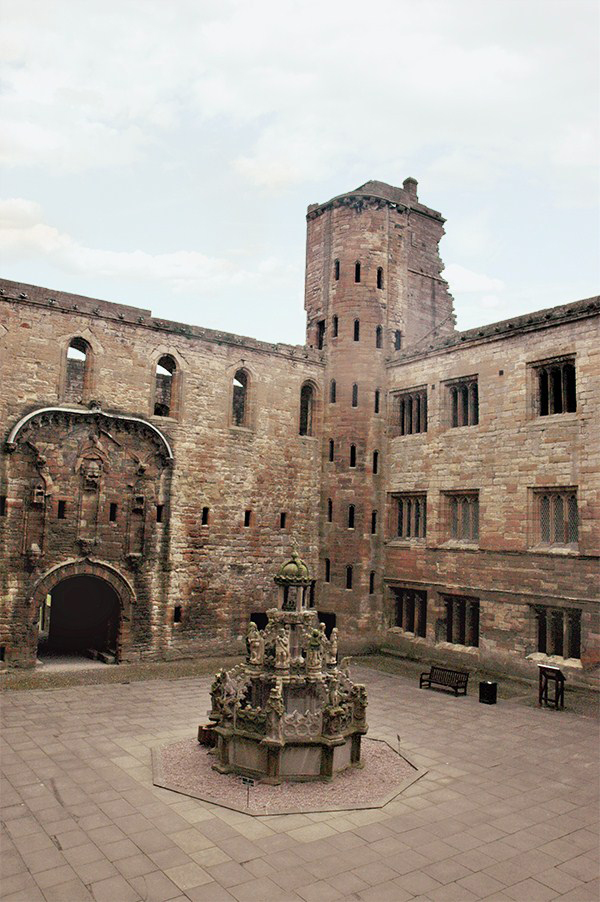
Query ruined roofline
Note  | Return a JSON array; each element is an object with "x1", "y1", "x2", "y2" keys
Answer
[
  {"x1": 0, "y1": 278, "x2": 324, "y2": 365},
  {"x1": 306, "y1": 178, "x2": 445, "y2": 223},
  {"x1": 387, "y1": 294, "x2": 600, "y2": 367}
]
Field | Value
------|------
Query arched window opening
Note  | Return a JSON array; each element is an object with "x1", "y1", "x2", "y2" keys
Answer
[
  {"x1": 299, "y1": 383, "x2": 314, "y2": 436},
  {"x1": 350, "y1": 444, "x2": 356, "y2": 468},
  {"x1": 334, "y1": 260, "x2": 340, "y2": 281},
  {"x1": 354, "y1": 261, "x2": 361, "y2": 283},
  {"x1": 352, "y1": 383, "x2": 358, "y2": 407},
  {"x1": 374, "y1": 389, "x2": 380, "y2": 414},
  {"x1": 65, "y1": 338, "x2": 91, "y2": 402},
  {"x1": 346, "y1": 565, "x2": 353, "y2": 589},
  {"x1": 332, "y1": 314, "x2": 339, "y2": 338},
  {"x1": 354, "y1": 319, "x2": 360, "y2": 342},
  {"x1": 232, "y1": 369, "x2": 249, "y2": 426},
  {"x1": 154, "y1": 355, "x2": 176, "y2": 417},
  {"x1": 330, "y1": 379, "x2": 337, "y2": 404},
  {"x1": 375, "y1": 325, "x2": 383, "y2": 348},
  {"x1": 373, "y1": 450, "x2": 379, "y2": 474},
  {"x1": 377, "y1": 267, "x2": 384, "y2": 290},
  {"x1": 394, "y1": 330, "x2": 402, "y2": 351},
  {"x1": 329, "y1": 439, "x2": 335, "y2": 462},
  {"x1": 348, "y1": 505, "x2": 355, "y2": 529},
  {"x1": 325, "y1": 558, "x2": 331, "y2": 582}
]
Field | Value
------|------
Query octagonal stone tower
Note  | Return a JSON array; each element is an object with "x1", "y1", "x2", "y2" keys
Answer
[{"x1": 205, "y1": 552, "x2": 368, "y2": 783}]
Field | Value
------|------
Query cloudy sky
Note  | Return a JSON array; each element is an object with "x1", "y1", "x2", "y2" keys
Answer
[{"x1": 1, "y1": 0, "x2": 598, "y2": 344}]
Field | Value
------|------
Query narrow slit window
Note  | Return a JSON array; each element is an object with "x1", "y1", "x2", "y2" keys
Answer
[
  {"x1": 334, "y1": 259, "x2": 340, "y2": 281},
  {"x1": 330, "y1": 379, "x2": 337, "y2": 404},
  {"x1": 394, "y1": 330, "x2": 402, "y2": 351},
  {"x1": 173, "y1": 605, "x2": 182, "y2": 623},
  {"x1": 369, "y1": 571, "x2": 375, "y2": 593},
  {"x1": 373, "y1": 450, "x2": 379, "y2": 474},
  {"x1": 332, "y1": 315, "x2": 339, "y2": 338},
  {"x1": 201, "y1": 506, "x2": 209, "y2": 525},
  {"x1": 350, "y1": 444, "x2": 356, "y2": 467},
  {"x1": 377, "y1": 267, "x2": 384, "y2": 289},
  {"x1": 232, "y1": 369, "x2": 249, "y2": 426},
  {"x1": 374, "y1": 389, "x2": 380, "y2": 414},
  {"x1": 154, "y1": 355, "x2": 176, "y2": 417},
  {"x1": 354, "y1": 261, "x2": 361, "y2": 283},
  {"x1": 109, "y1": 502, "x2": 118, "y2": 522},
  {"x1": 244, "y1": 509, "x2": 252, "y2": 527},
  {"x1": 354, "y1": 319, "x2": 360, "y2": 341},
  {"x1": 325, "y1": 558, "x2": 331, "y2": 582},
  {"x1": 0, "y1": 496, "x2": 6, "y2": 517},
  {"x1": 375, "y1": 325, "x2": 383, "y2": 348},
  {"x1": 346, "y1": 565, "x2": 353, "y2": 589},
  {"x1": 329, "y1": 439, "x2": 335, "y2": 461},
  {"x1": 280, "y1": 512, "x2": 287, "y2": 529},
  {"x1": 156, "y1": 504, "x2": 164, "y2": 523},
  {"x1": 352, "y1": 383, "x2": 358, "y2": 407},
  {"x1": 65, "y1": 338, "x2": 91, "y2": 403},
  {"x1": 327, "y1": 498, "x2": 333, "y2": 522},
  {"x1": 57, "y1": 500, "x2": 67, "y2": 520},
  {"x1": 317, "y1": 320, "x2": 325, "y2": 350},
  {"x1": 371, "y1": 510, "x2": 377, "y2": 534},
  {"x1": 348, "y1": 504, "x2": 355, "y2": 528},
  {"x1": 299, "y1": 383, "x2": 314, "y2": 436}
]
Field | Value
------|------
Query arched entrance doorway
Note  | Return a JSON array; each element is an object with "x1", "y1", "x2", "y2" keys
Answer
[{"x1": 37, "y1": 575, "x2": 120, "y2": 663}]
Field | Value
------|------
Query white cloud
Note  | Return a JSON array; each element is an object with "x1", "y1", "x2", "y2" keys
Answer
[{"x1": 443, "y1": 263, "x2": 504, "y2": 294}]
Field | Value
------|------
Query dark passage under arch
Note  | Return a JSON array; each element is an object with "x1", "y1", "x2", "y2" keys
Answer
[{"x1": 38, "y1": 575, "x2": 120, "y2": 658}]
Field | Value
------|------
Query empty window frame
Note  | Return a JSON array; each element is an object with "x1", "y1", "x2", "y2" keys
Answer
[
  {"x1": 349, "y1": 444, "x2": 356, "y2": 467},
  {"x1": 535, "y1": 488, "x2": 578, "y2": 546},
  {"x1": 394, "y1": 330, "x2": 402, "y2": 351},
  {"x1": 354, "y1": 261, "x2": 361, "y2": 283},
  {"x1": 332, "y1": 314, "x2": 339, "y2": 337},
  {"x1": 447, "y1": 493, "x2": 479, "y2": 543},
  {"x1": 372, "y1": 450, "x2": 379, "y2": 474},
  {"x1": 353, "y1": 319, "x2": 360, "y2": 341},
  {"x1": 375, "y1": 325, "x2": 383, "y2": 348},
  {"x1": 57, "y1": 500, "x2": 67, "y2": 520},
  {"x1": 352, "y1": 383, "x2": 358, "y2": 407},
  {"x1": 154, "y1": 355, "x2": 176, "y2": 417},
  {"x1": 346, "y1": 565, "x2": 353, "y2": 589},
  {"x1": 65, "y1": 338, "x2": 91, "y2": 403},
  {"x1": 394, "y1": 494, "x2": 427, "y2": 539},
  {"x1": 534, "y1": 358, "x2": 576, "y2": 416},
  {"x1": 444, "y1": 595, "x2": 480, "y2": 647},
  {"x1": 392, "y1": 388, "x2": 427, "y2": 436},
  {"x1": 329, "y1": 379, "x2": 337, "y2": 403},
  {"x1": 299, "y1": 382, "x2": 315, "y2": 435},
  {"x1": 232, "y1": 369, "x2": 249, "y2": 426},
  {"x1": 202, "y1": 506, "x2": 209, "y2": 525},
  {"x1": 325, "y1": 558, "x2": 331, "y2": 582},
  {"x1": 374, "y1": 389, "x2": 381, "y2": 414},
  {"x1": 334, "y1": 259, "x2": 340, "y2": 281},
  {"x1": 377, "y1": 267, "x2": 384, "y2": 290},
  {"x1": 534, "y1": 606, "x2": 581, "y2": 659},
  {"x1": 316, "y1": 320, "x2": 325, "y2": 350},
  {"x1": 448, "y1": 377, "x2": 478, "y2": 427},
  {"x1": 393, "y1": 588, "x2": 427, "y2": 637},
  {"x1": 109, "y1": 502, "x2": 118, "y2": 522},
  {"x1": 348, "y1": 504, "x2": 355, "y2": 528},
  {"x1": 329, "y1": 438, "x2": 335, "y2": 461}
]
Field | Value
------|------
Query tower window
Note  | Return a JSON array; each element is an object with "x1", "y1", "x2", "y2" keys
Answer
[
  {"x1": 374, "y1": 389, "x2": 380, "y2": 414},
  {"x1": 244, "y1": 509, "x2": 252, "y2": 527},
  {"x1": 156, "y1": 504, "x2": 164, "y2": 523},
  {"x1": 394, "y1": 330, "x2": 402, "y2": 351},
  {"x1": 376, "y1": 325, "x2": 383, "y2": 348},
  {"x1": 369, "y1": 571, "x2": 375, "y2": 594},
  {"x1": 329, "y1": 439, "x2": 335, "y2": 462},
  {"x1": 354, "y1": 261, "x2": 361, "y2": 283},
  {"x1": 373, "y1": 450, "x2": 379, "y2": 474},
  {"x1": 317, "y1": 320, "x2": 325, "y2": 350},
  {"x1": 349, "y1": 444, "x2": 356, "y2": 468},
  {"x1": 334, "y1": 259, "x2": 340, "y2": 281},
  {"x1": 325, "y1": 558, "x2": 331, "y2": 582},
  {"x1": 202, "y1": 506, "x2": 209, "y2": 525},
  {"x1": 173, "y1": 605, "x2": 182, "y2": 623},
  {"x1": 232, "y1": 369, "x2": 249, "y2": 427},
  {"x1": 0, "y1": 496, "x2": 6, "y2": 517},
  {"x1": 332, "y1": 314, "x2": 339, "y2": 337},
  {"x1": 354, "y1": 319, "x2": 360, "y2": 342},
  {"x1": 377, "y1": 267, "x2": 384, "y2": 290},
  {"x1": 280, "y1": 512, "x2": 287, "y2": 529},
  {"x1": 299, "y1": 382, "x2": 315, "y2": 436},
  {"x1": 352, "y1": 384, "x2": 358, "y2": 407},
  {"x1": 346, "y1": 565, "x2": 353, "y2": 589},
  {"x1": 327, "y1": 498, "x2": 333, "y2": 522},
  {"x1": 371, "y1": 510, "x2": 377, "y2": 534},
  {"x1": 57, "y1": 500, "x2": 67, "y2": 520},
  {"x1": 330, "y1": 380, "x2": 337, "y2": 404},
  {"x1": 348, "y1": 505, "x2": 355, "y2": 529},
  {"x1": 109, "y1": 503, "x2": 118, "y2": 522}
]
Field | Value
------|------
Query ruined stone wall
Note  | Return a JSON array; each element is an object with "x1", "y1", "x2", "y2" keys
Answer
[
  {"x1": 384, "y1": 301, "x2": 600, "y2": 686},
  {"x1": 0, "y1": 281, "x2": 323, "y2": 666}
]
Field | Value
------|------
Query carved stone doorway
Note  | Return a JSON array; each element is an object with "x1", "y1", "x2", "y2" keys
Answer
[{"x1": 37, "y1": 575, "x2": 120, "y2": 663}]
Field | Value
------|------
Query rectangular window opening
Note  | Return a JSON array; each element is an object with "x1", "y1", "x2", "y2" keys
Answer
[
  {"x1": 201, "y1": 506, "x2": 209, "y2": 526},
  {"x1": 57, "y1": 500, "x2": 67, "y2": 520},
  {"x1": 317, "y1": 319, "x2": 325, "y2": 350},
  {"x1": 173, "y1": 605, "x2": 182, "y2": 623},
  {"x1": 109, "y1": 502, "x2": 118, "y2": 522},
  {"x1": 280, "y1": 511, "x2": 287, "y2": 529},
  {"x1": 156, "y1": 504, "x2": 164, "y2": 523},
  {"x1": 244, "y1": 509, "x2": 252, "y2": 527},
  {"x1": 0, "y1": 495, "x2": 6, "y2": 517}
]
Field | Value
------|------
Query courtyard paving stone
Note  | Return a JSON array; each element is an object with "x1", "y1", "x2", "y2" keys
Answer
[{"x1": 1, "y1": 661, "x2": 598, "y2": 901}]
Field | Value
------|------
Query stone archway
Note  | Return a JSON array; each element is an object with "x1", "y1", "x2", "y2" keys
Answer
[{"x1": 31, "y1": 560, "x2": 135, "y2": 664}]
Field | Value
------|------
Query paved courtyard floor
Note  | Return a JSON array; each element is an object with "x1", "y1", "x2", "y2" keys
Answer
[{"x1": 1, "y1": 662, "x2": 598, "y2": 902}]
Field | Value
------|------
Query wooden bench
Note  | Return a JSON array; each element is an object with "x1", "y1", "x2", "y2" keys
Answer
[{"x1": 420, "y1": 665, "x2": 469, "y2": 696}]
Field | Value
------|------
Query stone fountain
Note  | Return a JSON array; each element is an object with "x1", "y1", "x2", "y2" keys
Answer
[{"x1": 203, "y1": 552, "x2": 368, "y2": 783}]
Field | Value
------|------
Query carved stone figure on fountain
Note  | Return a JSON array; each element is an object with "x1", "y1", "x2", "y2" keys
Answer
[
  {"x1": 247, "y1": 622, "x2": 264, "y2": 666},
  {"x1": 275, "y1": 628, "x2": 290, "y2": 670},
  {"x1": 306, "y1": 628, "x2": 323, "y2": 675},
  {"x1": 265, "y1": 681, "x2": 284, "y2": 742}
]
